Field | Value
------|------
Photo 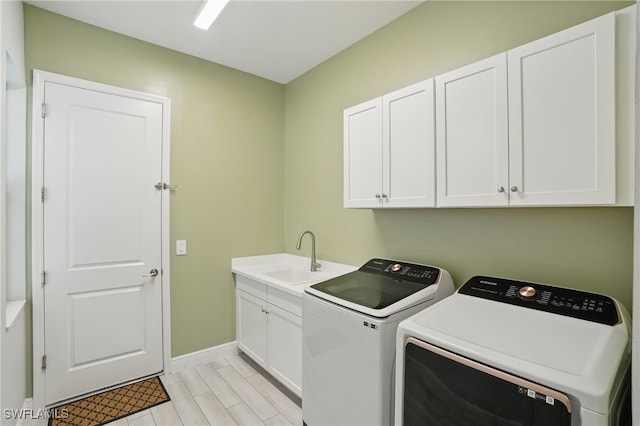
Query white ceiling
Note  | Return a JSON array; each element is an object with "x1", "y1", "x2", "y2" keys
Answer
[{"x1": 25, "y1": 0, "x2": 423, "y2": 84}]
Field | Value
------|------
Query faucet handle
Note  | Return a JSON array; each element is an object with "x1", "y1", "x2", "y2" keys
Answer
[{"x1": 311, "y1": 262, "x2": 321, "y2": 272}]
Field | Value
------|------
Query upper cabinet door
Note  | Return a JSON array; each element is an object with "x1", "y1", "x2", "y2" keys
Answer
[
  {"x1": 382, "y1": 80, "x2": 435, "y2": 208},
  {"x1": 507, "y1": 13, "x2": 616, "y2": 206},
  {"x1": 344, "y1": 98, "x2": 383, "y2": 208},
  {"x1": 435, "y1": 54, "x2": 509, "y2": 207}
]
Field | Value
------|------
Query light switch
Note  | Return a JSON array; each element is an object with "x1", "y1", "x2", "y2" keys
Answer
[{"x1": 176, "y1": 240, "x2": 187, "y2": 256}]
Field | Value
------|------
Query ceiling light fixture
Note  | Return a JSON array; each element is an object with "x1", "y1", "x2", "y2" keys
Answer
[{"x1": 193, "y1": 0, "x2": 230, "y2": 30}]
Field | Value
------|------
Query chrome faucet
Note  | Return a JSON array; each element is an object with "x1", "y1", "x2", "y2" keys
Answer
[{"x1": 296, "y1": 230, "x2": 321, "y2": 272}]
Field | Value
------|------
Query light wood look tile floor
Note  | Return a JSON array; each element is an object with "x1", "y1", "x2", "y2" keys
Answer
[{"x1": 20, "y1": 353, "x2": 302, "y2": 426}]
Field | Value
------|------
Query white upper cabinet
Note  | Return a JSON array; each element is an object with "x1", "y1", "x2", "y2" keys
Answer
[
  {"x1": 343, "y1": 98, "x2": 383, "y2": 208},
  {"x1": 507, "y1": 12, "x2": 615, "y2": 206},
  {"x1": 435, "y1": 54, "x2": 509, "y2": 207},
  {"x1": 344, "y1": 80, "x2": 435, "y2": 208},
  {"x1": 436, "y1": 12, "x2": 616, "y2": 207},
  {"x1": 345, "y1": 9, "x2": 630, "y2": 209},
  {"x1": 383, "y1": 80, "x2": 436, "y2": 208}
]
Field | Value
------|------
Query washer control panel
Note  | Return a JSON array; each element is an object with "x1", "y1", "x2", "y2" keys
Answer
[
  {"x1": 458, "y1": 275, "x2": 619, "y2": 325},
  {"x1": 359, "y1": 258, "x2": 440, "y2": 285}
]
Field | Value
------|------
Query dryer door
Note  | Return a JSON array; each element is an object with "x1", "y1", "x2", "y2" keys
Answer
[{"x1": 401, "y1": 337, "x2": 572, "y2": 426}]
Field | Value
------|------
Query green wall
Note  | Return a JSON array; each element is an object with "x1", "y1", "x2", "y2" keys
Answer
[
  {"x1": 23, "y1": 0, "x2": 635, "y2": 396},
  {"x1": 284, "y1": 1, "x2": 635, "y2": 309},
  {"x1": 24, "y1": 5, "x2": 285, "y2": 362}
]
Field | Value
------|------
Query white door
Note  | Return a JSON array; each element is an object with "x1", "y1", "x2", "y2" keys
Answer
[
  {"x1": 40, "y1": 79, "x2": 165, "y2": 405},
  {"x1": 507, "y1": 12, "x2": 615, "y2": 206},
  {"x1": 382, "y1": 79, "x2": 435, "y2": 208},
  {"x1": 267, "y1": 303, "x2": 302, "y2": 397},
  {"x1": 435, "y1": 54, "x2": 509, "y2": 207},
  {"x1": 236, "y1": 290, "x2": 268, "y2": 367},
  {"x1": 343, "y1": 98, "x2": 383, "y2": 208}
]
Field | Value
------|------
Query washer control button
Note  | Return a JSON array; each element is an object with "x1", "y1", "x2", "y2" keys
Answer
[{"x1": 519, "y1": 286, "x2": 537, "y2": 299}]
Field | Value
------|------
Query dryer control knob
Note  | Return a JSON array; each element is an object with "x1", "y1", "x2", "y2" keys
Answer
[
  {"x1": 391, "y1": 263, "x2": 403, "y2": 272},
  {"x1": 519, "y1": 286, "x2": 537, "y2": 299}
]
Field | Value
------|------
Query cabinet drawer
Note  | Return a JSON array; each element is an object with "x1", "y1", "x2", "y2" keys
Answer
[
  {"x1": 235, "y1": 275, "x2": 267, "y2": 300},
  {"x1": 268, "y1": 286, "x2": 302, "y2": 317}
]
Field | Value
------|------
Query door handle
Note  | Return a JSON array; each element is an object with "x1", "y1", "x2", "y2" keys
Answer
[{"x1": 143, "y1": 268, "x2": 159, "y2": 278}]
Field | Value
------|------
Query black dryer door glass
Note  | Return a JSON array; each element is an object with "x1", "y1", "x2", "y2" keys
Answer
[{"x1": 402, "y1": 339, "x2": 572, "y2": 426}]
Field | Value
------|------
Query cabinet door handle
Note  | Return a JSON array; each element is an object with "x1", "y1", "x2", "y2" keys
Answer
[
  {"x1": 497, "y1": 186, "x2": 505, "y2": 193},
  {"x1": 381, "y1": 194, "x2": 388, "y2": 199},
  {"x1": 511, "y1": 186, "x2": 519, "y2": 192},
  {"x1": 375, "y1": 194, "x2": 381, "y2": 199}
]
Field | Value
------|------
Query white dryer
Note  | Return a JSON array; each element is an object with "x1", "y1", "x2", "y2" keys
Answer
[{"x1": 395, "y1": 275, "x2": 631, "y2": 426}]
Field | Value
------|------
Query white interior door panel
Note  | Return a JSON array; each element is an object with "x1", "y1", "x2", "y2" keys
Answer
[{"x1": 42, "y1": 80, "x2": 165, "y2": 405}]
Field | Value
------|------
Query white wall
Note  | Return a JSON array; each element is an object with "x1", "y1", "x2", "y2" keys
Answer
[{"x1": 1, "y1": 1, "x2": 27, "y2": 424}]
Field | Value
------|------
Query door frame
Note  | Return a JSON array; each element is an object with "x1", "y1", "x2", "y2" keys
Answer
[{"x1": 31, "y1": 69, "x2": 172, "y2": 410}]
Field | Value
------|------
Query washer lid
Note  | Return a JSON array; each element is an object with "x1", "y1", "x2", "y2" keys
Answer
[
  {"x1": 305, "y1": 258, "x2": 443, "y2": 318},
  {"x1": 309, "y1": 270, "x2": 427, "y2": 308}
]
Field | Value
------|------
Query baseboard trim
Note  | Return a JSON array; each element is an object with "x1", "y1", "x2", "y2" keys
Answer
[
  {"x1": 14, "y1": 398, "x2": 33, "y2": 426},
  {"x1": 169, "y1": 341, "x2": 238, "y2": 372}
]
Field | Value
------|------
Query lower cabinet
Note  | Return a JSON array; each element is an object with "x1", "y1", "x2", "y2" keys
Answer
[
  {"x1": 265, "y1": 304, "x2": 302, "y2": 395},
  {"x1": 235, "y1": 275, "x2": 302, "y2": 397},
  {"x1": 236, "y1": 290, "x2": 268, "y2": 366}
]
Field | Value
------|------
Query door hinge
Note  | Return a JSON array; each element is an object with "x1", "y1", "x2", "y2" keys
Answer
[
  {"x1": 41, "y1": 271, "x2": 46, "y2": 287},
  {"x1": 154, "y1": 182, "x2": 178, "y2": 191},
  {"x1": 41, "y1": 354, "x2": 47, "y2": 370},
  {"x1": 41, "y1": 102, "x2": 47, "y2": 118},
  {"x1": 41, "y1": 187, "x2": 46, "y2": 203}
]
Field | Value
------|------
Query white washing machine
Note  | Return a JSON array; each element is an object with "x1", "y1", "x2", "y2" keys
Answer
[
  {"x1": 395, "y1": 275, "x2": 632, "y2": 426},
  {"x1": 302, "y1": 258, "x2": 454, "y2": 426}
]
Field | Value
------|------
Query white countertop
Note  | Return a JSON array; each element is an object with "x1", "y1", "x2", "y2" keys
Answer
[{"x1": 232, "y1": 253, "x2": 358, "y2": 296}]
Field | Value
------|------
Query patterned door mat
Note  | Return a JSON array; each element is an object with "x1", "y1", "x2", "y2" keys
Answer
[{"x1": 48, "y1": 376, "x2": 171, "y2": 426}]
